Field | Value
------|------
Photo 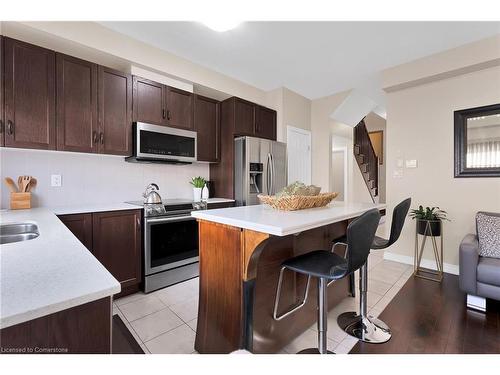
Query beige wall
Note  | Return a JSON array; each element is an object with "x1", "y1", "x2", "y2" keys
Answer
[
  {"x1": 265, "y1": 87, "x2": 311, "y2": 143},
  {"x1": 310, "y1": 91, "x2": 351, "y2": 190},
  {"x1": 385, "y1": 65, "x2": 500, "y2": 267},
  {"x1": 383, "y1": 35, "x2": 500, "y2": 92}
]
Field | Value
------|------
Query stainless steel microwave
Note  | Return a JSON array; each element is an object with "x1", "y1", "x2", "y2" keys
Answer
[{"x1": 126, "y1": 122, "x2": 197, "y2": 164}]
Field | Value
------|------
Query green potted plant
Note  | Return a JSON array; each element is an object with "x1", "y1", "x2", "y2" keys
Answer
[
  {"x1": 409, "y1": 205, "x2": 449, "y2": 236},
  {"x1": 190, "y1": 176, "x2": 206, "y2": 202}
]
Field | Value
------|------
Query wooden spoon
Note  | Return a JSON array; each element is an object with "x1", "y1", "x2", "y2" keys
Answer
[
  {"x1": 23, "y1": 176, "x2": 32, "y2": 192},
  {"x1": 26, "y1": 178, "x2": 37, "y2": 192},
  {"x1": 18, "y1": 176, "x2": 31, "y2": 192},
  {"x1": 18, "y1": 176, "x2": 23, "y2": 192},
  {"x1": 4, "y1": 177, "x2": 18, "y2": 193}
]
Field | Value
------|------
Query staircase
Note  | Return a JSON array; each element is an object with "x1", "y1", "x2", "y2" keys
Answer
[{"x1": 353, "y1": 118, "x2": 379, "y2": 202}]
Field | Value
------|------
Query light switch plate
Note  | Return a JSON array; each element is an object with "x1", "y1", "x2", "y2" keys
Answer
[
  {"x1": 396, "y1": 159, "x2": 404, "y2": 168},
  {"x1": 51, "y1": 174, "x2": 62, "y2": 187},
  {"x1": 393, "y1": 170, "x2": 403, "y2": 178}
]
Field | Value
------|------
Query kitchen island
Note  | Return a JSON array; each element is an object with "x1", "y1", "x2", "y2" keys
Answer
[{"x1": 191, "y1": 201, "x2": 385, "y2": 354}]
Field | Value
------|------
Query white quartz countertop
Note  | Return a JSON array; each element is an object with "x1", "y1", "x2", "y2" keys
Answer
[
  {"x1": 0, "y1": 208, "x2": 121, "y2": 329},
  {"x1": 50, "y1": 202, "x2": 140, "y2": 215},
  {"x1": 50, "y1": 198, "x2": 234, "y2": 215},
  {"x1": 191, "y1": 201, "x2": 386, "y2": 236}
]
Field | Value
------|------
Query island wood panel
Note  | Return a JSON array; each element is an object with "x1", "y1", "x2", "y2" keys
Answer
[
  {"x1": 0, "y1": 297, "x2": 111, "y2": 354},
  {"x1": 195, "y1": 220, "x2": 244, "y2": 353},
  {"x1": 195, "y1": 219, "x2": 351, "y2": 354}
]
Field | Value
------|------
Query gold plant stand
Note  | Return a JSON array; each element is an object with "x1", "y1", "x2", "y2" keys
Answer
[{"x1": 414, "y1": 219, "x2": 444, "y2": 282}]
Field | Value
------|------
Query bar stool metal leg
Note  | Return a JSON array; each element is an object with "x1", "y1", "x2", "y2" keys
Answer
[
  {"x1": 298, "y1": 278, "x2": 334, "y2": 354},
  {"x1": 337, "y1": 262, "x2": 391, "y2": 344}
]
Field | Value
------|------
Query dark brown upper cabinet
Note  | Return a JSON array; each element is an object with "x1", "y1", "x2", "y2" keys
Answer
[
  {"x1": 194, "y1": 94, "x2": 219, "y2": 162},
  {"x1": 4, "y1": 37, "x2": 56, "y2": 150},
  {"x1": 132, "y1": 75, "x2": 194, "y2": 130},
  {"x1": 166, "y1": 86, "x2": 194, "y2": 130},
  {"x1": 56, "y1": 53, "x2": 98, "y2": 153},
  {"x1": 255, "y1": 105, "x2": 277, "y2": 140},
  {"x1": 233, "y1": 98, "x2": 255, "y2": 136},
  {"x1": 132, "y1": 76, "x2": 165, "y2": 126},
  {"x1": 98, "y1": 67, "x2": 132, "y2": 156},
  {"x1": 1, "y1": 36, "x2": 4, "y2": 147},
  {"x1": 220, "y1": 96, "x2": 277, "y2": 140}
]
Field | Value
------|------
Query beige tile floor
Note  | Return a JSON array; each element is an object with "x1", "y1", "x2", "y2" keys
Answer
[{"x1": 113, "y1": 251, "x2": 413, "y2": 354}]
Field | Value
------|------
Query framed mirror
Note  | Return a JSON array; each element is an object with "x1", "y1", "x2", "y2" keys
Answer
[{"x1": 454, "y1": 103, "x2": 500, "y2": 177}]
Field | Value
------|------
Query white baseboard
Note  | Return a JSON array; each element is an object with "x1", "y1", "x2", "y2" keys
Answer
[{"x1": 383, "y1": 251, "x2": 459, "y2": 275}]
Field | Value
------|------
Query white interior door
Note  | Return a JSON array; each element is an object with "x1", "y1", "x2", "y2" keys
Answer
[
  {"x1": 286, "y1": 126, "x2": 311, "y2": 185},
  {"x1": 331, "y1": 148, "x2": 348, "y2": 201}
]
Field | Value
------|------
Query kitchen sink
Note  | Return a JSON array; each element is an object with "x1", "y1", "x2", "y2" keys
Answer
[{"x1": 0, "y1": 223, "x2": 39, "y2": 245}]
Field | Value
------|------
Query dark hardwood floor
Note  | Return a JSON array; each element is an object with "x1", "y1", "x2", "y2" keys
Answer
[{"x1": 350, "y1": 274, "x2": 500, "y2": 354}]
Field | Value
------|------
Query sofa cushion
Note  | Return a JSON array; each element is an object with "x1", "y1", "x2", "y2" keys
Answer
[
  {"x1": 477, "y1": 257, "x2": 500, "y2": 286},
  {"x1": 476, "y1": 212, "x2": 500, "y2": 259}
]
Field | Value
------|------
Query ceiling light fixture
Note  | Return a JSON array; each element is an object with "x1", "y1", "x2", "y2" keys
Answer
[{"x1": 201, "y1": 20, "x2": 241, "y2": 32}]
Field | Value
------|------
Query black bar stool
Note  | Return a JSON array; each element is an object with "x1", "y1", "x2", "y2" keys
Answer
[
  {"x1": 337, "y1": 198, "x2": 411, "y2": 344},
  {"x1": 273, "y1": 209, "x2": 381, "y2": 354}
]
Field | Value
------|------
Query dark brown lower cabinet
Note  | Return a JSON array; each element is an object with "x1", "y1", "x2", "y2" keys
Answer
[
  {"x1": 58, "y1": 209, "x2": 142, "y2": 297},
  {"x1": 58, "y1": 213, "x2": 93, "y2": 250},
  {"x1": 92, "y1": 210, "x2": 142, "y2": 295},
  {"x1": 0, "y1": 297, "x2": 111, "y2": 354}
]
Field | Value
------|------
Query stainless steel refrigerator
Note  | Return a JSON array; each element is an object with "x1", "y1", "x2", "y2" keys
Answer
[{"x1": 234, "y1": 136, "x2": 287, "y2": 206}]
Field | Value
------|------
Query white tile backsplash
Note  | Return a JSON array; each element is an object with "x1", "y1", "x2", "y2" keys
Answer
[{"x1": 0, "y1": 148, "x2": 209, "y2": 209}]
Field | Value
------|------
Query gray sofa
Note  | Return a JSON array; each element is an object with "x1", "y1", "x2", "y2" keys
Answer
[{"x1": 459, "y1": 212, "x2": 500, "y2": 312}]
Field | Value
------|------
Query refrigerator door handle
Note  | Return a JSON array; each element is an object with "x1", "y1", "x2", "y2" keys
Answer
[
  {"x1": 266, "y1": 152, "x2": 272, "y2": 195},
  {"x1": 270, "y1": 153, "x2": 275, "y2": 195}
]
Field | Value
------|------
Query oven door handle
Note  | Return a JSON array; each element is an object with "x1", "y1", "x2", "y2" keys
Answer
[{"x1": 145, "y1": 215, "x2": 195, "y2": 224}]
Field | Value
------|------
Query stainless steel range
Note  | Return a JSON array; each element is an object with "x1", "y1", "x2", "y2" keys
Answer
[{"x1": 126, "y1": 186, "x2": 206, "y2": 293}]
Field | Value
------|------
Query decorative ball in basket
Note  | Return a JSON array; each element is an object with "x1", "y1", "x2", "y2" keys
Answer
[{"x1": 258, "y1": 181, "x2": 338, "y2": 211}]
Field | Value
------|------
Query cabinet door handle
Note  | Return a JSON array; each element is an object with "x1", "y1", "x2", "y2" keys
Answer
[
  {"x1": 162, "y1": 109, "x2": 166, "y2": 119},
  {"x1": 136, "y1": 217, "x2": 141, "y2": 230},
  {"x1": 92, "y1": 131, "x2": 98, "y2": 143},
  {"x1": 167, "y1": 110, "x2": 171, "y2": 121},
  {"x1": 100, "y1": 132, "x2": 104, "y2": 145},
  {"x1": 7, "y1": 120, "x2": 14, "y2": 136}
]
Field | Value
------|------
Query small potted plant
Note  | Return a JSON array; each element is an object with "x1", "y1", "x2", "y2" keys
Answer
[
  {"x1": 190, "y1": 176, "x2": 206, "y2": 202},
  {"x1": 409, "y1": 205, "x2": 449, "y2": 236}
]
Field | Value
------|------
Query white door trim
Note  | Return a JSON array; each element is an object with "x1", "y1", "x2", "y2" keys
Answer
[
  {"x1": 331, "y1": 147, "x2": 348, "y2": 202},
  {"x1": 286, "y1": 126, "x2": 312, "y2": 185}
]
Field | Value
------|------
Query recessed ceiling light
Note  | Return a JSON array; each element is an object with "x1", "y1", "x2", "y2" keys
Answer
[{"x1": 201, "y1": 20, "x2": 241, "y2": 32}]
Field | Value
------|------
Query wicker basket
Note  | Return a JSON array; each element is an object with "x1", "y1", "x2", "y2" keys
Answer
[{"x1": 258, "y1": 192, "x2": 338, "y2": 211}]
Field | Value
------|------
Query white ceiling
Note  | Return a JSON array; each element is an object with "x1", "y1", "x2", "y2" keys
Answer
[{"x1": 100, "y1": 22, "x2": 499, "y2": 103}]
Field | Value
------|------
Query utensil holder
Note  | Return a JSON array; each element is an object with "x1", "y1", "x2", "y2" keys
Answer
[{"x1": 10, "y1": 192, "x2": 31, "y2": 210}]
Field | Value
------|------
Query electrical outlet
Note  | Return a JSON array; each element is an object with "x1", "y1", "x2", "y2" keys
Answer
[
  {"x1": 51, "y1": 174, "x2": 62, "y2": 187},
  {"x1": 405, "y1": 159, "x2": 418, "y2": 168}
]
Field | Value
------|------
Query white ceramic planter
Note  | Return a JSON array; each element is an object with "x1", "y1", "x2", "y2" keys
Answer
[{"x1": 193, "y1": 187, "x2": 203, "y2": 202}]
